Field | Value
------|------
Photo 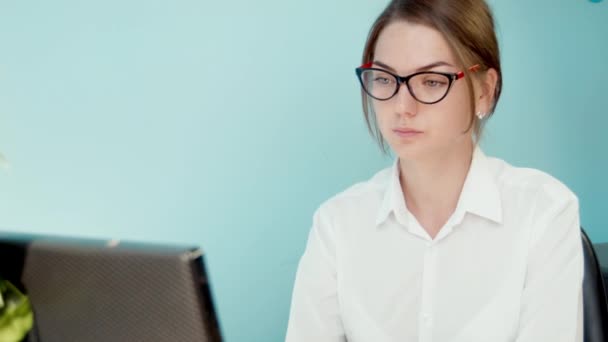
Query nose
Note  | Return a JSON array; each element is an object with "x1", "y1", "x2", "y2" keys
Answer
[{"x1": 393, "y1": 82, "x2": 418, "y2": 117}]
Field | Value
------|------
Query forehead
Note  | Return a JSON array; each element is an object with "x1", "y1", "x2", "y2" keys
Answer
[{"x1": 373, "y1": 20, "x2": 458, "y2": 73}]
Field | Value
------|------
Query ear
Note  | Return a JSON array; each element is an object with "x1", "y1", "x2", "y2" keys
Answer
[{"x1": 475, "y1": 68, "x2": 498, "y2": 114}]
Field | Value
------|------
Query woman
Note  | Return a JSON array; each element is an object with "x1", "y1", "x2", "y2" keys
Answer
[{"x1": 286, "y1": 0, "x2": 583, "y2": 341}]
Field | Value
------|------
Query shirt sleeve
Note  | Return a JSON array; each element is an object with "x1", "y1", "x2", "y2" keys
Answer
[
  {"x1": 285, "y1": 206, "x2": 347, "y2": 342},
  {"x1": 515, "y1": 185, "x2": 584, "y2": 342}
]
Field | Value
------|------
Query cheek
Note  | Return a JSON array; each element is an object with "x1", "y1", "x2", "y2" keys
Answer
[
  {"x1": 372, "y1": 101, "x2": 393, "y2": 128},
  {"x1": 438, "y1": 86, "x2": 473, "y2": 128}
]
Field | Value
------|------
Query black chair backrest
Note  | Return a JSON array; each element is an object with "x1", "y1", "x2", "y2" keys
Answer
[{"x1": 581, "y1": 228, "x2": 608, "y2": 342}]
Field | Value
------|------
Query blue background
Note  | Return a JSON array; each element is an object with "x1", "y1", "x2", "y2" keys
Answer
[{"x1": 0, "y1": 1, "x2": 606, "y2": 341}]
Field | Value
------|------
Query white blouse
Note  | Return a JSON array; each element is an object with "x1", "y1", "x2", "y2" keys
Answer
[{"x1": 286, "y1": 146, "x2": 583, "y2": 342}]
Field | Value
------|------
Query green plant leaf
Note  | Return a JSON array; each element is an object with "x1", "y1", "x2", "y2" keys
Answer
[{"x1": 0, "y1": 279, "x2": 33, "y2": 342}]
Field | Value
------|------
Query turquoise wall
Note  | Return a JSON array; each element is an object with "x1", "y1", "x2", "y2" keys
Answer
[{"x1": 0, "y1": 1, "x2": 605, "y2": 341}]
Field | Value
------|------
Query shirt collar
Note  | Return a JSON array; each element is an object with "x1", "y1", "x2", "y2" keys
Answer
[
  {"x1": 375, "y1": 145, "x2": 503, "y2": 227},
  {"x1": 375, "y1": 158, "x2": 404, "y2": 227}
]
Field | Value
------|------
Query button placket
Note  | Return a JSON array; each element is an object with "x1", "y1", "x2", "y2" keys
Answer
[{"x1": 418, "y1": 241, "x2": 437, "y2": 342}]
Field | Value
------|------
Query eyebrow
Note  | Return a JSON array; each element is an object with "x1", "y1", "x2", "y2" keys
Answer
[{"x1": 372, "y1": 60, "x2": 456, "y2": 73}]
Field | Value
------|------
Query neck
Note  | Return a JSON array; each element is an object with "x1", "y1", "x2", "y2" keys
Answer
[{"x1": 398, "y1": 141, "x2": 475, "y2": 233}]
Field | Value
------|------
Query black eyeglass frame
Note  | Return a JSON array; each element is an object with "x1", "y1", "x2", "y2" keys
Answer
[{"x1": 355, "y1": 64, "x2": 480, "y2": 104}]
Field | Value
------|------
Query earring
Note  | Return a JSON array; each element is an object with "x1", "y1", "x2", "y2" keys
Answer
[{"x1": 476, "y1": 111, "x2": 486, "y2": 119}]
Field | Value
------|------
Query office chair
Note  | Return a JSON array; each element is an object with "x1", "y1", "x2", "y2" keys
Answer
[{"x1": 581, "y1": 228, "x2": 608, "y2": 342}]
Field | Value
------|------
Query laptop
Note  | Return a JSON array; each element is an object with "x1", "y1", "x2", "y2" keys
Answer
[{"x1": 0, "y1": 232, "x2": 223, "y2": 342}]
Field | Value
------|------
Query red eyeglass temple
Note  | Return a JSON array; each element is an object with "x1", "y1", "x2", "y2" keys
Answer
[
  {"x1": 457, "y1": 64, "x2": 482, "y2": 79},
  {"x1": 360, "y1": 62, "x2": 482, "y2": 79}
]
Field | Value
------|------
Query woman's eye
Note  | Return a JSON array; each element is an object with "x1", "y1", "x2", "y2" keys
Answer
[
  {"x1": 374, "y1": 77, "x2": 392, "y2": 84},
  {"x1": 424, "y1": 79, "x2": 447, "y2": 87}
]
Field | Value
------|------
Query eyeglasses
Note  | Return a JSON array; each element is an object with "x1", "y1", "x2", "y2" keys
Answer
[{"x1": 355, "y1": 63, "x2": 481, "y2": 104}]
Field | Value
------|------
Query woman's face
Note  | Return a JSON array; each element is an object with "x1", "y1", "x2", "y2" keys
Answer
[{"x1": 371, "y1": 20, "x2": 476, "y2": 162}]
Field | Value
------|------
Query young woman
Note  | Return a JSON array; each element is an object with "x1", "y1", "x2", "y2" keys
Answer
[{"x1": 286, "y1": 1, "x2": 583, "y2": 341}]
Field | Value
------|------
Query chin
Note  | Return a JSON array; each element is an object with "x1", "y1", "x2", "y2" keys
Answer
[{"x1": 389, "y1": 142, "x2": 428, "y2": 161}]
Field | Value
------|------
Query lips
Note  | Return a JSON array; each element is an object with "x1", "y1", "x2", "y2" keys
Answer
[
  {"x1": 393, "y1": 128, "x2": 422, "y2": 134},
  {"x1": 393, "y1": 128, "x2": 423, "y2": 138}
]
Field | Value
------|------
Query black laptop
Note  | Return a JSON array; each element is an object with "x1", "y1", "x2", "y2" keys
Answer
[{"x1": 0, "y1": 232, "x2": 223, "y2": 342}]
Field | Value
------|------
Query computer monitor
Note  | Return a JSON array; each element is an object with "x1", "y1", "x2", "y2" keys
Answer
[{"x1": 0, "y1": 232, "x2": 223, "y2": 342}]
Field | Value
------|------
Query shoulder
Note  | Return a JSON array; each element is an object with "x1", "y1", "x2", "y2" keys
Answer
[
  {"x1": 485, "y1": 154, "x2": 579, "y2": 238},
  {"x1": 313, "y1": 164, "x2": 392, "y2": 222},
  {"x1": 486, "y1": 154, "x2": 577, "y2": 204}
]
